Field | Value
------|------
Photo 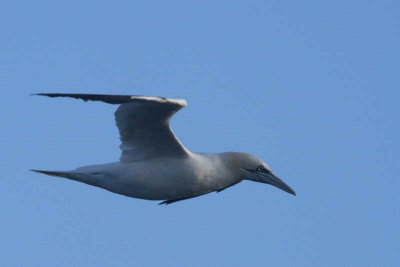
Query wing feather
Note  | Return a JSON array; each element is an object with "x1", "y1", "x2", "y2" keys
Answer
[{"x1": 35, "y1": 93, "x2": 189, "y2": 162}]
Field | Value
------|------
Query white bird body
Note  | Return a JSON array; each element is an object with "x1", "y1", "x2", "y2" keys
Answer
[
  {"x1": 47, "y1": 153, "x2": 240, "y2": 201},
  {"x1": 32, "y1": 94, "x2": 295, "y2": 204}
]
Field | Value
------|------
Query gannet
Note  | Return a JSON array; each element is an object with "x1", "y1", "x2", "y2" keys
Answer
[{"x1": 31, "y1": 93, "x2": 296, "y2": 204}]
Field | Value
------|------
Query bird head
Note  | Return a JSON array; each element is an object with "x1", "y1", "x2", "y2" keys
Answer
[{"x1": 225, "y1": 152, "x2": 296, "y2": 196}]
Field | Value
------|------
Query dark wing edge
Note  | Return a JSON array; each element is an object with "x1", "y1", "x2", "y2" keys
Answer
[
  {"x1": 33, "y1": 93, "x2": 187, "y2": 106},
  {"x1": 34, "y1": 93, "x2": 189, "y2": 161}
]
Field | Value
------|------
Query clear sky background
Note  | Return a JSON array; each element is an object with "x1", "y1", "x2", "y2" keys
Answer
[{"x1": 1, "y1": 1, "x2": 399, "y2": 266}]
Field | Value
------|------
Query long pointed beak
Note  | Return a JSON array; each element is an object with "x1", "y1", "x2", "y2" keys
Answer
[{"x1": 260, "y1": 173, "x2": 296, "y2": 196}]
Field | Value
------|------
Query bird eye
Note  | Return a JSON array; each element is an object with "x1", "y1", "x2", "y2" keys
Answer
[{"x1": 257, "y1": 166, "x2": 266, "y2": 172}]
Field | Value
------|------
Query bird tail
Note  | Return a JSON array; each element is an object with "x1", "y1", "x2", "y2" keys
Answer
[
  {"x1": 30, "y1": 169, "x2": 102, "y2": 188},
  {"x1": 30, "y1": 169, "x2": 76, "y2": 179}
]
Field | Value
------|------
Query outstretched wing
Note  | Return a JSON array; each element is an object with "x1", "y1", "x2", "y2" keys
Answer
[{"x1": 35, "y1": 93, "x2": 190, "y2": 162}]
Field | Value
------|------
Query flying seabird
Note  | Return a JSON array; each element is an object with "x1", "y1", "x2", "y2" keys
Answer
[{"x1": 32, "y1": 93, "x2": 296, "y2": 204}]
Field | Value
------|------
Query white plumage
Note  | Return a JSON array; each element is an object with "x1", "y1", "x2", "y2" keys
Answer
[{"x1": 32, "y1": 93, "x2": 295, "y2": 204}]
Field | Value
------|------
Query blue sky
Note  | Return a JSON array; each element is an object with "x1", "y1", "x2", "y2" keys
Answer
[{"x1": 1, "y1": 1, "x2": 399, "y2": 266}]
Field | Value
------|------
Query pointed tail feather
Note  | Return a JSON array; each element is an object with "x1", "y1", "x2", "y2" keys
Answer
[
  {"x1": 30, "y1": 169, "x2": 76, "y2": 179},
  {"x1": 30, "y1": 169, "x2": 101, "y2": 187}
]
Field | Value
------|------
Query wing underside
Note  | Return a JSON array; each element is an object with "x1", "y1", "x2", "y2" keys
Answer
[{"x1": 35, "y1": 93, "x2": 189, "y2": 161}]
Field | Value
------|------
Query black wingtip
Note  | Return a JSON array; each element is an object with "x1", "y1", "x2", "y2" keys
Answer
[
  {"x1": 32, "y1": 93, "x2": 76, "y2": 97},
  {"x1": 30, "y1": 93, "x2": 135, "y2": 104},
  {"x1": 30, "y1": 93, "x2": 60, "y2": 98},
  {"x1": 31, "y1": 93, "x2": 187, "y2": 107}
]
